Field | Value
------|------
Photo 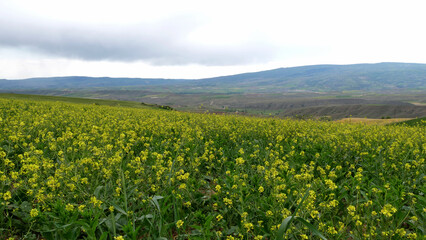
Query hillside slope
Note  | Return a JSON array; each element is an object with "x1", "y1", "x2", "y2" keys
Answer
[
  {"x1": 1, "y1": 62, "x2": 426, "y2": 92},
  {"x1": 0, "y1": 76, "x2": 188, "y2": 90},
  {"x1": 196, "y1": 62, "x2": 426, "y2": 92}
]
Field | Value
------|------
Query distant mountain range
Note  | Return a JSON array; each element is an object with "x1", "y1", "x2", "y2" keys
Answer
[
  {"x1": 1, "y1": 62, "x2": 426, "y2": 92},
  {"x1": 0, "y1": 76, "x2": 188, "y2": 90}
]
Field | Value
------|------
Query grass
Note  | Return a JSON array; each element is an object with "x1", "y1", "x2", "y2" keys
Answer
[
  {"x1": 392, "y1": 117, "x2": 426, "y2": 126},
  {"x1": 0, "y1": 93, "x2": 167, "y2": 110}
]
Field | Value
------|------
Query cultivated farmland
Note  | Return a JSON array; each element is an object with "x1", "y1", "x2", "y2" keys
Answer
[{"x1": 0, "y1": 97, "x2": 424, "y2": 239}]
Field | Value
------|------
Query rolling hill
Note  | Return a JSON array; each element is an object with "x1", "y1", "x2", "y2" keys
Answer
[
  {"x1": 0, "y1": 76, "x2": 188, "y2": 90},
  {"x1": 1, "y1": 62, "x2": 426, "y2": 93},
  {"x1": 196, "y1": 62, "x2": 426, "y2": 92}
]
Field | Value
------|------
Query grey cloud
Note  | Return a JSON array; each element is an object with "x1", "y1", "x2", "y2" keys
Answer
[{"x1": 0, "y1": 10, "x2": 278, "y2": 66}]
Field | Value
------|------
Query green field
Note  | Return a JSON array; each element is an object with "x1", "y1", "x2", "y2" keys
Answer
[
  {"x1": 0, "y1": 95, "x2": 424, "y2": 239},
  {"x1": 0, "y1": 93, "x2": 166, "y2": 110},
  {"x1": 393, "y1": 117, "x2": 426, "y2": 127}
]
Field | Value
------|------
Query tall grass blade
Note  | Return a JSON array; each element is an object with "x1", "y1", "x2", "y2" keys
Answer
[
  {"x1": 294, "y1": 217, "x2": 327, "y2": 240},
  {"x1": 277, "y1": 188, "x2": 327, "y2": 240},
  {"x1": 277, "y1": 188, "x2": 310, "y2": 239}
]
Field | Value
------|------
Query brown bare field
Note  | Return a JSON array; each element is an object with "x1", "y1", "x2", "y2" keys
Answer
[
  {"x1": 410, "y1": 102, "x2": 426, "y2": 106},
  {"x1": 335, "y1": 117, "x2": 412, "y2": 125}
]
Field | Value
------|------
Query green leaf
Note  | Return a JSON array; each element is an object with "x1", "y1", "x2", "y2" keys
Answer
[
  {"x1": 225, "y1": 226, "x2": 239, "y2": 235},
  {"x1": 151, "y1": 195, "x2": 164, "y2": 213},
  {"x1": 137, "y1": 214, "x2": 154, "y2": 221},
  {"x1": 277, "y1": 216, "x2": 328, "y2": 240},
  {"x1": 94, "y1": 185, "x2": 104, "y2": 198},
  {"x1": 99, "y1": 232, "x2": 108, "y2": 240},
  {"x1": 276, "y1": 216, "x2": 293, "y2": 240},
  {"x1": 111, "y1": 203, "x2": 128, "y2": 216},
  {"x1": 294, "y1": 217, "x2": 328, "y2": 240},
  {"x1": 91, "y1": 219, "x2": 99, "y2": 233},
  {"x1": 277, "y1": 188, "x2": 311, "y2": 240},
  {"x1": 115, "y1": 213, "x2": 124, "y2": 221}
]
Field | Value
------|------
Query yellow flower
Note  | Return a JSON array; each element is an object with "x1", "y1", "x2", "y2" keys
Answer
[
  {"x1": 235, "y1": 157, "x2": 245, "y2": 165},
  {"x1": 310, "y1": 210, "x2": 319, "y2": 219},
  {"x1": 3, "y1": 191, "x2": 12, "y2": 201},
  {"x1": 243, "y1": 222, "x2": 254, "y2": 232},
  {"x1": 176, "y1": 220, "x2": 184, "y2": 228},
  {"x1": 324, "y1": 179, "x2": 337, "y2": 190},
  {"x1": 115, "y1": 187, "x2": 121, "y2": 196},
  {"x1": 78, "y1": 204, "x2": 86, "y2": 212},
  {"x1": 238, "y1": 148, "x2": 244, "y2": 154},
  {"x1": 300, "y1": 234, "x2": 308, "y2": 239},
  {"x1": 395, "y1": 228, "x2": 406, "y2": 237},
  {"x1": 347, "y1": 205, "x2": 356, "y2": 216},
  {"x1": 328, "y1": 199, "x2": 338, "y2": 208},
  {"x1": 65, "y1": 203, "x2": 74, "y2": 211},
  {"x1": 407, "y1": 233, "x2": 417, "y2": 239},
  {"x1": 30, "y1": 208, "x2": 39, "y2": 218},
  {"x1": 81, "y1": 178, "x2": 88, "y2": 184},
  {"x1": 381, "y1": 204, "x2": 397, "y2": 218},
  {"x1": 327, "y1": 226, "x2": 338, "y2": 235},
  {"x1": 258, "y1": 186, "x2": 264, "y2": 193},
  {"x1": 90, "y1": 196, "x2": 103, "y2": 208},
  {"x1": 114, "y1": 236, "x2": 124, "y2": 240},
  {"x1": 223, "y1": 197, "x2": 233, "y2": 206}
]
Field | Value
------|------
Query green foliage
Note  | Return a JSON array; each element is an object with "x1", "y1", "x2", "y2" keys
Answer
[
  {"x1": 0, "y1": 93, "x2": 168, "y2": 110},
  {"x1": 393, "y1": 117, "x2": 426, "y2": 126}
]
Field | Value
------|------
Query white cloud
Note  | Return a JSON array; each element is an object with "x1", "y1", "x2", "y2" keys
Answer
[{"x1": 1, "y1": 0, "x2": 426, "y2": 79}]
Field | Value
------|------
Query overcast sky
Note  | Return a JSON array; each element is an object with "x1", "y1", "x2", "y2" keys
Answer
[{"x1": 1, "y1": 0, "x2": 426, "y2": 79}]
